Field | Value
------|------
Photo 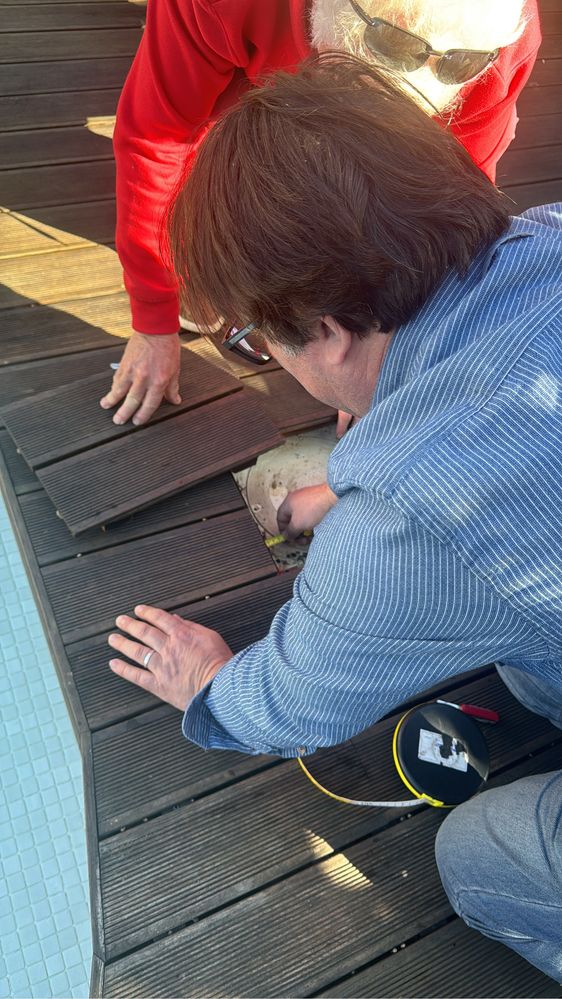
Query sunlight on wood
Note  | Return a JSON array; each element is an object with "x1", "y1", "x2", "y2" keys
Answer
[{"x1": 305, "y1": 830, "x2": 372, "y2": 891}]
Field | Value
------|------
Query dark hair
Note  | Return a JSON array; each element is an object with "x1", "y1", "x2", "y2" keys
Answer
[{"x1": 168, "y1": 54, "x2": 510, "y2": 349}]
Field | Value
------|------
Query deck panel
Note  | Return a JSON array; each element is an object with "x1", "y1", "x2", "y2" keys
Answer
[
  {"x1": 1, "y1": 159, "x2": 117, "y2": 210},
  {"x1": 2, "y1": 356, "x2": 240, "y2": 467},
  {"x1": 243, "y1": 369, "x2": 336, "y2": 431},
  {"x1": 0, "y1": 90, "x2": 120, "y2": 132},
  {"x1": 100, "y1": 744, "x2": 561, "y2": 997},
  {"x1": 0, "y1": 30, "x2": 142, "y2": 63},
  {"x1": 0, "y1": 57, "x2": 131, "y2": 96},
  {"x1": 18, "y1": 475, "x2": 244, "y2": 565},
  {"x1": 36, "y1": 392, "x2": 283, "y2": 534},
  {"x1": 67, "y1": 571, "x2": 297, "y2": 729},
  {"x1": 0, "y1": 293, "x2": 129, "y2": 363},
  {"x1": 41, "y1": 508, "x2": 277, "y2": 642},
  {"x1": 320, "y1": 918, "x2": 561, "y2": 998}
]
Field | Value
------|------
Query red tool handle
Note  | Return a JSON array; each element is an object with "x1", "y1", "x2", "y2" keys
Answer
[{"x1": 459, "y1": 703, "x2": 500, "y2": 723}]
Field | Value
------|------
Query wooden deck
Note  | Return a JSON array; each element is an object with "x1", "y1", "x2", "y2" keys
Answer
[{"x1": 1, "y1": 1, "x2": 561, "y2": 995}]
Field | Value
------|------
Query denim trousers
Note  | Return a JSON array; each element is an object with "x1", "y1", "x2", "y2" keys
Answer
[{"x1": 435, "y1": 665, "x2": 562, "y2": 981}]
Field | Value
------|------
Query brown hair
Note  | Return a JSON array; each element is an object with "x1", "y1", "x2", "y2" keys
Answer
[{"x1": 168, "y1": 54, "x2": 510, "y2": 350}]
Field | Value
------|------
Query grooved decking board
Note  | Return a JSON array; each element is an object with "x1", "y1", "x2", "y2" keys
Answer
[
  {"x1": 41, "y1": 508, "x2": 277, "y2": 643},
  {"x1": 0, "y1": 430, "x2": 40, "y2": 495},
  {"x1": 19, "y1": 474, "x2": 244, "y2": 565},
  {"x1": 2, "y1": 354, "x2": 240, "y2": 467},
  {"x1": 67, "y1": 570, "x2": 298, "y2": 730},
  {"x1": 507, "y1": 112, "x2": 562, "y2": 150},
  {"x1": 97, "y1": 671, "x2": 558, "y2": 958},
  {"x1": 0, "y1": 293, "x2": 129, "y2": 364},
  {"x1": 2, "y1": 200, "x2": 117, "y2": 250},
  {"x1": 93, "y1": 705, "x2": 277, "y2": 837},
  {"x1": 0, "y1": 209, "x2": 89, "y2": 259},
  {"x1": 0, "y1": 31, "x2": 142, "y2": 63},
  {"x1": 0, "y1": 90, "x2": 120, "y2": 132},
  {"x1": 243, "y1": 369, "x2": 336, "y2": 432},
  {"x1": 0, "y1": 245, "x2": 122, "y2": 310},
  {"x1": 183, "y1": 333, "x2": 282, "y2": 379},
  {"x1": 320, "y1": 918, "x2": 560, "y2": 998},
  {"x1": 0, "y1": 58, "x2": 132, "y2": 96},
  {"x1": 0, "y1": 126, "x2": 113, "y2": 169},
  {"x1": 502, "y1": 178, "x2": 562, "y2": 211},
  {"x1": 517, "y1": 83, "x2": 562, "y2": 116},
  {"x1": 1, "y1": 160, "x2": 116, "y2": 211},
  {"x1": 499, "y1": 144, "x2": 562, "y2": 185},
  {"x1": 529, "y1": 58, "x2": 562, "y2": 87},
  {"x1": 0, "y1": 346, "x2": 123, "y2": 411},
  {"x1": 0, "y1": 4, "x2": 144, "y2": 30},
  {"x1": 36, "y1": 391, "x2": 283, "y2": 535},
  {"x1": 100, "y1": 742, "x2": 562, "y2": 990}
]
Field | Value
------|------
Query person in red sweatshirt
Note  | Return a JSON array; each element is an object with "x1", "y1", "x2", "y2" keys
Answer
[{"x1": 101, "y1": 0, "x2": 541, "y2": 427}]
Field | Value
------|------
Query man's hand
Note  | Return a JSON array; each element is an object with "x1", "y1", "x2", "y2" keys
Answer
[
  {"x1": 277, "y1": 483, "x2": 338, "y2": 543},
  {"x1": 108, "y1": 605, "x2": 233, "y2": 710},
  {"x1": 100, "y1": 330, "x2": 182, "y2": 425}
]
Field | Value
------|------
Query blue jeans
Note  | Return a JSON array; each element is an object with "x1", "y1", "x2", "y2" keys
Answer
[{"x1": 435, "y1": 666, "x2": 562, "y2": 981}]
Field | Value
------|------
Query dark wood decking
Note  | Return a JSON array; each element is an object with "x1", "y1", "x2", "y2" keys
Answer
[{"x1": 1, "y1": 1, "x2": 562, "y2": 996}]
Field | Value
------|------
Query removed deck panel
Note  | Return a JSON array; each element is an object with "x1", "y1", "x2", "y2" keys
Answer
[{"x1": 1, "y1": 352, "x2": 241, "y2": 468}]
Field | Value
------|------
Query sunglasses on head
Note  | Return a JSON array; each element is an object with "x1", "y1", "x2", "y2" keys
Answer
[
  {"x1": 350, "y1": 0, "x2": 499, "y2": 85},
  {"x1": 222, "y1": 323, "x2": 271, "y2": 365}
]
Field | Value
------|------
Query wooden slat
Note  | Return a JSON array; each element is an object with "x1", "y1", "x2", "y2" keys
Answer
[
  {"x1": 321, "y1": 918, "x2": 560, "y2": 998},
  {"x1": 502, "y1": 178, "x2": 562, "y2": 211},
  {"x1": 10, "y1": 200, "x2": 116, "y2": 249},
  {"x1": 1, "y1": 160, "x2": 116, "y2": 210},
  {"x1": 507, "y1": 112, "x2": 562, "y2": 150},
  {"x1": 0, "y1": 293, "x2": 128, "y2": 363},
  {"x1": 0, "y1": 126, "x2": 113, "y2": 169},
  {"x1": 0, "y1": 3, "x2": 144, "y2": 31},
  {"x1": 36, "y1": 391, "x2": 283, "y2": 535},
  {"x1": 517, "y1": 83, "x2": 562, "y2": 116},
  {"x1": 243, "y1": 369, "x2": 336, "y2": 433},
  {"x1": 0, "y1": 90, "x2": 120, "y2": 131},
  {"x1": 41, "y1": 508, "x2": 277, "y2": 643},
  {"x1": 539, "y1": 10, "x2": 562, "y2": 32},
  {"x1": 18, "y1": 474, "x2": 244, "y2": 566},
  {"x1": 534, "y1": 34, "x2": 562, "y2": 58},
  {"x1": 0, "y1": 57, "x2": 132, "y2": 96},
  {"x1": 98, "y1": 705, "x2": 560, "y2": 969},
  {"x1": 528, "y1": 57, "x2": 562, "y2": 87},
  {"x1": 499, "y1": 143, "x2": 562, "y2": 185},
  {"x1": 0, "y1": 346, "x2": 123, "y2": 410},
  {"x1": 0, "y1": 29, "x2": 141, "y2": 63},
  {"x1": 0, "y1": 208, "x2": 93, "y2": 258},
  {"x1": 0, "y1": 244, "x2": 122, "y2": 310},
  {"x1": 67, "y1": 570, "x2": 297, "y2": 730},
  {"x1": 0, "y1": 429, "x2": 40, "y2": 495},
  {"x1": 2, "y1": 355, "x2": 240, "y2": 468}
]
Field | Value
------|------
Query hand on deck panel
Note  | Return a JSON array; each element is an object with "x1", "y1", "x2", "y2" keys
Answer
[
  {"x1": 100, "y1": 330, "x2": 182, "y2": 425},
  {"x1": 108, "y1": 605, "x2": 233, "y2": 711},
  {"x1": 277, "y1": 483, "x2": 338, "y2": 543}
]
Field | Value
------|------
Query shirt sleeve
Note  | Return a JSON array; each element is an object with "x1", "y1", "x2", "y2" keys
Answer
[
  {"x1": 182, "y1": 490, "x2": 546, "y2": 757},
  {"x1": 113, "y1": 0, "x2": 242, "y2": 334},
  {"x1": 448, "y1": 0, "x2": 541, "y2": 181}
]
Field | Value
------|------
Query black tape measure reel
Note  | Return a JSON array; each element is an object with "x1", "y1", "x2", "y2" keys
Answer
[
  {"x1": 393, "y1": 702, "x2": 490, "y2": 807},
  {"x1": 298, "y1": 700, "x2": 491, "y2": 810}
]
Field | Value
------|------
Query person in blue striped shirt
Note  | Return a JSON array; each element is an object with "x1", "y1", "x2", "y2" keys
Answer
[{"x1": 110, "y1": 57, "x2": 562, "y2": 977}]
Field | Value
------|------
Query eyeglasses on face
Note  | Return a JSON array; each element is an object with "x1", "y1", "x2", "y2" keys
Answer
[
  {"x1": 222, "y1": 323, "x2": 271, "y2": 365},
  {"x1": 349, "y1": 0, "x2": 499, "y2": 85}
]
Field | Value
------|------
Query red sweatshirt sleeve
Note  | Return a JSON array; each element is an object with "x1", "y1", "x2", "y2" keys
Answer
[
  {"x1": 448, "y1": 0, "x2": 541, "y2": 182},
  {"x1": 114, "y1": 1, "x2": 243, "y2": 334}
]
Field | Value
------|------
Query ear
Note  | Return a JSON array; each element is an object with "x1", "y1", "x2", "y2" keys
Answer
[{"x1": 318, "y1": 315, "x2": 354, "y2": 367}]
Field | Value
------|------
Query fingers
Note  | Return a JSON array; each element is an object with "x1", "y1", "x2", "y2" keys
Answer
[
  {"x1": 100, "y1": 371, "x2": 132, "y2": 411},
  {"x1": 127, "y1": 385, "x2": 169, "y2": 426},
  {"x1": 164, "y1": 379, "x2": 182, "y2": 406},
  {"x1": 115, "y1": 613, "x2": 166, "y2": 652},
  {"x1": 134, "y1": 604, "x2": 178, "y2": 635},
  {"x1": 109, "y1": 658, "x2": 157, "y2": 691},
  {"x1": 108, "y1": 631, "x2": 161, "y2": 666}
]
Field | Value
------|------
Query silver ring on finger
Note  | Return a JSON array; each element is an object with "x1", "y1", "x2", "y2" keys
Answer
[{"x1": 143, "y1": 649, "x2": 155, "y2": 668}]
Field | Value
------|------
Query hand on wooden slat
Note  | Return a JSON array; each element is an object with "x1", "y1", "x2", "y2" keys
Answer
[
  {"x1": 100, "y1": 330, "x2": 182, "y2": 425},
  {"x1": 108, "y1": 605, "x2": 233, "y2": 710}
]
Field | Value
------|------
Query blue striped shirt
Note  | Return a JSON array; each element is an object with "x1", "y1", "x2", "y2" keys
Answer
[{"x1": 184, "y1": 205, "x2": 562, "y2": 757}]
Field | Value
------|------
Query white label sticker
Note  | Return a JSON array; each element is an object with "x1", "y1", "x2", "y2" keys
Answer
[{"x1": 418, "y1": 728, "x2": 468, "y2": 773}]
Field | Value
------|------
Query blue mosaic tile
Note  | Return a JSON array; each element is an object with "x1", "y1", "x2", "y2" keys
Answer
[{"x1": 0, "y1": 497, "x2": 91, "y2": 998}]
